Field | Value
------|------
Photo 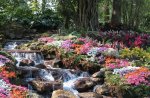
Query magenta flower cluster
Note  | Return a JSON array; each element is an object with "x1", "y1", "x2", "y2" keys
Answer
[
  {"x1": 106, "y1": 59, "x2": 130, "y2": 69},
  {"x1": 61, "y1": 40, "x2": 73, "y2": 51},
  {"x1": 95, "y1": 31, "x2": 150, "y2": 48},
  {"x1": 124, "y1": 67, "x2": 150, "y2": 86},
  {"x1": 80, "y1": 42, "x2": 92, "y2": 54}
]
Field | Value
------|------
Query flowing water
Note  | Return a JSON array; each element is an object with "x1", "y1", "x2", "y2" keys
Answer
[
  {"x1": 39, "y1": 69, "x2": 55, "y2": 81},
  {"x1": 11, "y1": 52, "x2": 44, "y2": 66},
  {"x1": 3, "y1": 40, "x2": 90, "y2": 97},
  {"x1": 4, "y1": 40, "x2": 30, "y2": 50}
]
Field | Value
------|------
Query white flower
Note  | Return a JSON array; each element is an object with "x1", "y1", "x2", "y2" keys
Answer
[
  {"x1": 46, "y1": 40, "x2": 63, "y2": 47},
  {"x1": 113, "y1": 66, "x2": 140, "y2": 76},
  {"x1": 0, "y1": 79, "x2": 11, "y2": 91},
  {"x1": 104, "y1": 48, "x2": 119, "y2": 57}
]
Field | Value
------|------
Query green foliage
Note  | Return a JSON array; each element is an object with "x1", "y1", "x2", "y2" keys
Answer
[
  {"x1": 31, "y1": 9, "x2": 62, "y2": 30},
  {"x1": 105, "y1": 72, "x2": 125, "y2": 86},
  {"x1": 0, "y1": 0, "x2": 62, "y2": 31},
  {"x1": 120, "y1": 47, "x2": 150, "y2": 66},
  {"x1": 146, "y1": 47, "x2": 150, "y2": 53},
  {"x1": 73, "y1": 55, "x2": 87, "y2": 65},
  {"x1": 123, "y1": 85, "x2": 150, "y2": 98}
]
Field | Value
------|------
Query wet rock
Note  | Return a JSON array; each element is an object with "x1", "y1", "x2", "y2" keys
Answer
[
  {"x1": 44, "y1": 59, "x2": 62, "y2": 68},
  {"x1": 93, "y1": 85, "x2": 110, "y2": 95},
  {"x1": 74, "y1": 78, "x2": 95, "y2": 92},
  {"x1": 30, "y1": 79, "x2": 63, "y2": 92},
  {"x1": 51, "y1": 70, "x2": 62, "y2": 80},
  {"x1": 17, "y1": 66, "x2": 39, "y2": 78},
  {"x1": 19, "y1": 59, "x2": 35, "y2": 66},
  {"x1": 17, "y1": 66, "x2": 39, "y2": 72},
  {"x1": 90, "y1": 77, "x2": 104, "y2": 84},
  {"x1": 78, "y1": 92, "x2": 103, "y2": 98},
  {"x1": 35, "y1": 64, "x2": 46, "y2": 69},
  {"x1": 51, "y1": 90, "x2": 77, "y2": 98},
  {"x1": 92, "y1": 71, "x2": 104, "y2": 78}
]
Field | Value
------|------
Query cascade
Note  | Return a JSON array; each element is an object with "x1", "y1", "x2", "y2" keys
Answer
[{"x1": 4, "y1": 40, "x2": 30, "y2": 50}]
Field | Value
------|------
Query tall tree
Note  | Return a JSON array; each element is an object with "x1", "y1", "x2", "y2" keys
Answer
[
  {"x1": 111, "y1": 0, "x2": 122, "y2": 26},
  {"x1": 57, "y1": 0, "x2": 99, "y2": 31},
  {"x1": 78, "y1": 0, "x2": 99, "y2": 31}
]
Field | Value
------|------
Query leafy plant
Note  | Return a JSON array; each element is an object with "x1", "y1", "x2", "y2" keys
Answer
[{"x1": 120, "y1": 47, "x2": 150, "y2": 66}]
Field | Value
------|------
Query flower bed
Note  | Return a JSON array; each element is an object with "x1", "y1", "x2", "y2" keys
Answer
[
  {"x1": 16, "y1": 34, "x2": 150, "y2": 97},
  {"x1": 88, "y1": 31, "x2": 150, "y2": 48},
  {"x1": 0, "y1": 54, "x2": 28, "y2": 98},
  {"x1": 0, "y1": 64, "x2": 28, "y2": 98}
]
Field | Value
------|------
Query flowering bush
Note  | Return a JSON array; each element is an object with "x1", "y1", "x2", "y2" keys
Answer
[
  {"x1": 88, "y1": 31, "x2": 150, "y2": 48},
  {"x1": 113, "y1": 66, "x2": 140, "y2": 76},
  {"x1": 77, "y1": 42, "x2": 92, "y2": 54},
  {"x1": 125, "y1": 67, "x2": 150, "y2": 86},
  {"x1": 105, "y1": 59, "x2": 130, "y2": 69},
  {"x1": 120, "y1": 47, "x2": 150, "y2": 66},
  {"x1": 0, "y1": 65, "x2": 28, "y2": 98},
  {"x1": 46, "y1": 40, "x2": 63, "y2": 47},
  {"x1": 61, "y1": 40, "x2": 73, "y2": 51},
  {"x1": 87, "y1": 47, "x2": 108, "y2": 57},
  {"x1": 38, "y1": 37, "x2": 54, "y2": 43},
  {"x1": 10, "y1": 85, "x2": 28, "y2": 98}
]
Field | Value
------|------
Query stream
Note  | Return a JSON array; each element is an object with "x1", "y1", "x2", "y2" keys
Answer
[{"x1": 3, "y1": 40, "x2": 92, "y2": 98}]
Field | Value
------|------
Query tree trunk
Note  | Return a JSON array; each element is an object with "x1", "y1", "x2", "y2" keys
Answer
[
  {"x1": 111, "y1": 0, "x2": 122, "y2": 26},
  {"x1": 78, "y1": 0, "x2": 99, "y2": 31}
]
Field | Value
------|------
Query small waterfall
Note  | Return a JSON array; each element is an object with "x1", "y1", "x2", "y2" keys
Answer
[
  {"x1": 4, "y1": 40, "x2": 30, "y2": 50},
  {"x1": 39, "y1": 69, "x2": 55, "y2": 81},
  {"x1": 62, "y1": 69, "x2": 77, "y2": 82},
  {"x1": 10, "y1": 52, "x2": 44, "y2": 67},
  {"x1": 4, "y1": 42, "x2": 17, "y2": 50},
  {"x1": 62, "y1": 70, "x2": 90, "y2": 95},
  {"x1": 80, "y1": 72, "x2": 90, "y2": 77}
]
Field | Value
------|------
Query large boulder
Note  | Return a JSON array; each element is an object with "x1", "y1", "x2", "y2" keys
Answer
[
  {"x1": 78, "y1": 92, "x2": 103, "y2": 98},
  {"x1": 17, "y1": 66, "x2": 39, "y2": 78},
  {"x1": 51, "y1": 90, "x2": 77, "y2": 98},
  {"x1": 74, "y1": 78, "x2": 95, "y2": 92},
  {"x1": 30, "y1": 79, "x2": 63, "y2": 92},
  {"x1": 90, "y1": 77, "x2": 104, "y2": 85}
]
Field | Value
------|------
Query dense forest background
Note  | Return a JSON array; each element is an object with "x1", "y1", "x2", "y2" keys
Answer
[{"x1": 0, "y1": 0, "x2": 150, "y2": 34}]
